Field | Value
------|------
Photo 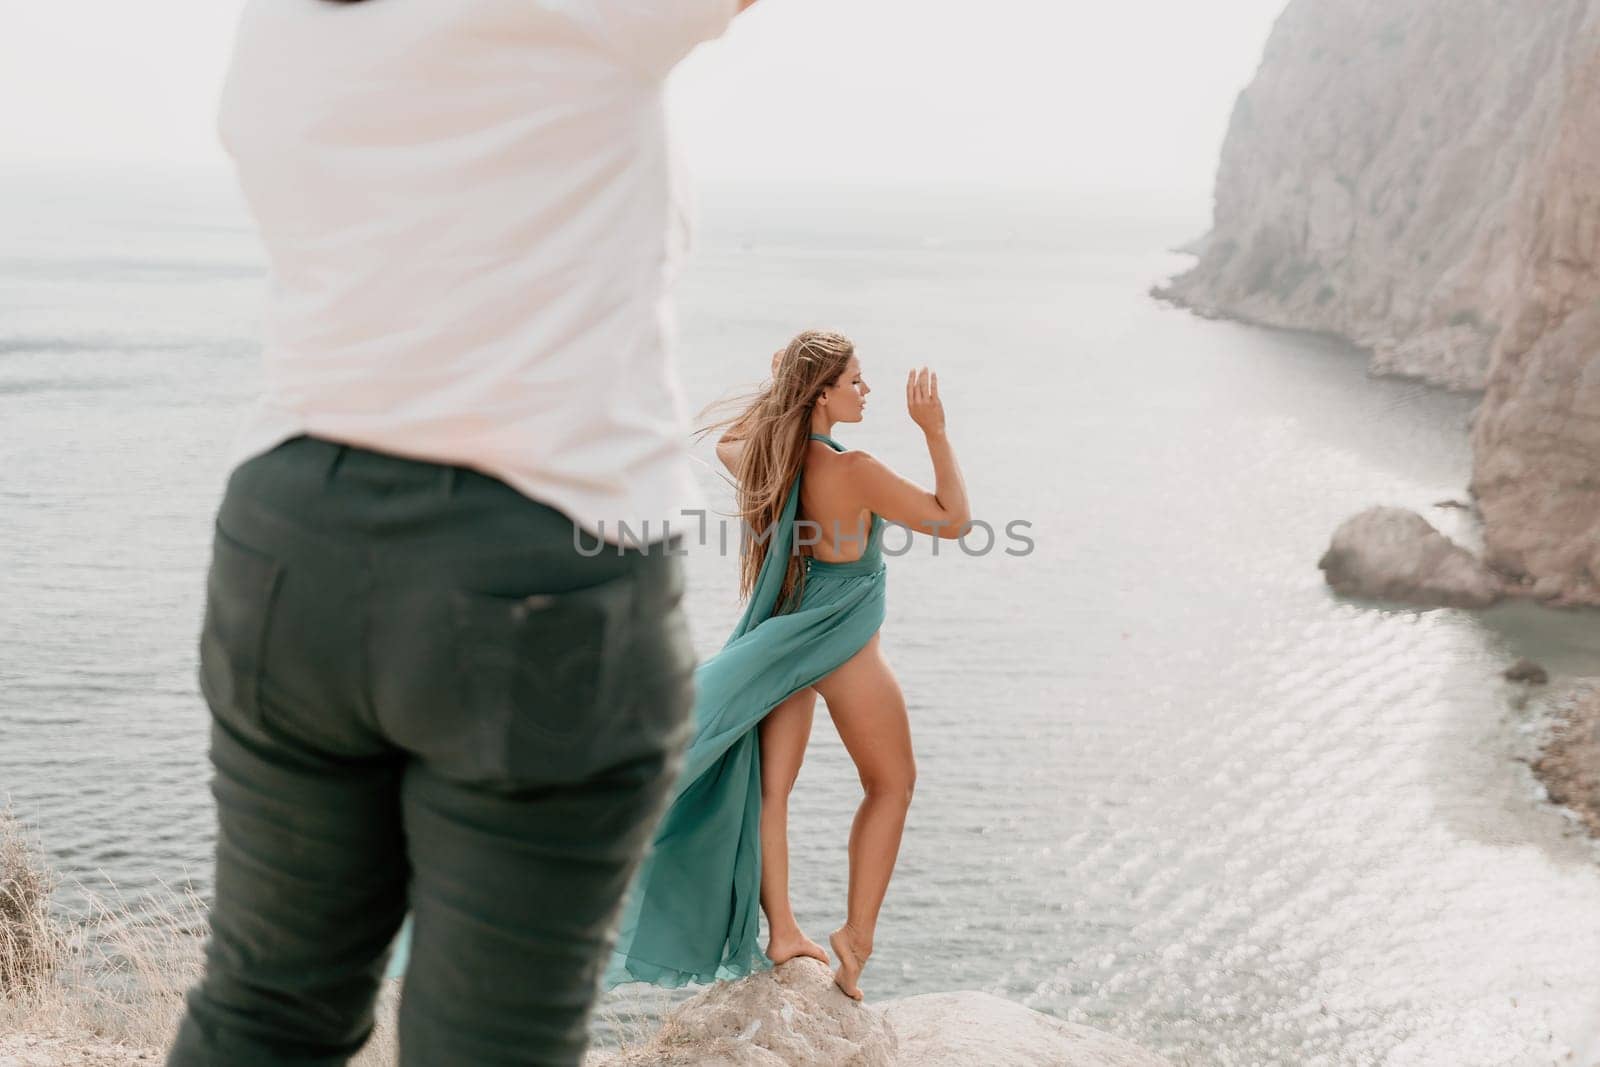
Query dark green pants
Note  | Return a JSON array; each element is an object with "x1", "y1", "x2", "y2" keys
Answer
[{"x1": 167, "y1": 435, "x2": 696, "y2": 1066}]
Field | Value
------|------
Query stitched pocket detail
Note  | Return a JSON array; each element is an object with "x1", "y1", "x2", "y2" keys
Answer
[
  {"x1": 198, "y1": 523, "x2": 284, "y2": 729},
  {"x1": 451, "y1": 572, "x2": 637, "y2": 778}
]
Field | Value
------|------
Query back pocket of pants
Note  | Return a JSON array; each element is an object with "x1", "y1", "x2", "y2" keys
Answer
[
  {"x1": 198, "y1": 523, "x2": 284, "y2": 730},
  {"x1": 451, "y1": 572, "x2": 636, "y2": 779}
]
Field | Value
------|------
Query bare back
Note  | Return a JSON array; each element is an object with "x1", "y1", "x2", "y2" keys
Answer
[{"x1": 798, "y1": 441, "x2": 875, "y2": 564}]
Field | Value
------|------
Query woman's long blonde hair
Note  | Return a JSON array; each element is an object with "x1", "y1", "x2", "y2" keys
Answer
[{"x1": 693, "y1": 329, "x2": 856, "y2": 613}]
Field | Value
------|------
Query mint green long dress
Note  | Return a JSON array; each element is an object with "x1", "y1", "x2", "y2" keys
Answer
[
  {"x1": 382, "y1": 432, "x2": 888, "y2": 988},
  {"x1": 600, "y1": 430, "x2": 888, "y2": 989}
]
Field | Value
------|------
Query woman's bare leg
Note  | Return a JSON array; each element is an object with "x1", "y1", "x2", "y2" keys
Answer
[
  {"x1": 758, "y1": 686, "x2": 829, "y2": 966},
  {"x1": 811, "y1": 632, "x2": 915, "y2": 1000}
]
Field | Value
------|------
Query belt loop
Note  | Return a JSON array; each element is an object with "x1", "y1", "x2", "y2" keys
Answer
[
  {"x1": 446, "y1": 466, "x2": 462, "y2": 497},
  {"x1": 324, "y1": 443, "x2": 349, "y2": 485}
]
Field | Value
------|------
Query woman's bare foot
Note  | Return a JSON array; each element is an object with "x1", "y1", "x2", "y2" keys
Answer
[
  {"x1": 766, "y1": 929, "x2": 829, "y2": 967},
  {"x1": 828, "y1": 924, "x2": 872, "y2": 1001}
]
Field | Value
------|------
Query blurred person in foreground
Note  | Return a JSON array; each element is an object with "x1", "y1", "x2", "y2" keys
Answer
[{"x1": 167, "y1": 1, "x2": 759, "y2": 1064}]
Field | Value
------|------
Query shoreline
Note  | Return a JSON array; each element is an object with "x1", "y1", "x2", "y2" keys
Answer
[{"x1": 1148, "y1": 278, "x2": 1490, "y2": 396}]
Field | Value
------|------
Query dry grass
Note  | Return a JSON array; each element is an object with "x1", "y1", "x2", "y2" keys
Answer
[
  {"x1": 0, "y1": 809, "x2": 399, "y2": 1062},
  {"x1": 0, "y1": 811, "x2": 675, "y2": 1064},
  {"x1": 0, "y1": 811, "x2": 63, "y2": 996},
  {"x1": 585, "y1": 988, "x2": 691, "y2": 1065}
]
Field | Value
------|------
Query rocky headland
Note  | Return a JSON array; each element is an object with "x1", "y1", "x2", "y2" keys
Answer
[
  {"x1": 0, "y1": 963, "x2": 1173, "y2": 1067},
  {"x1": 3, "y1": 810, "x2": 1166, "y2": 1067},
  {"x1": 1155, "y1": 0, "x2": 1600, "y2": 608}
]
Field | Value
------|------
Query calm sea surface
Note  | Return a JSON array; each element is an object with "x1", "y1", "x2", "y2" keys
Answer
[{"x1": 2, "y1": 169, "x2": 1598, "y2": 1066}]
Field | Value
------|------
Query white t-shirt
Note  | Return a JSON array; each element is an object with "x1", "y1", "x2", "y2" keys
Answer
[{"x1": 217, "y1": 0, "x2": 739, "y2": 547}]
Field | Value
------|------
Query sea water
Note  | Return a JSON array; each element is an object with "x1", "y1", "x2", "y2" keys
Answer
[{"x1": 2, "y1": 168, "x2": 1597, "y2": 1065}]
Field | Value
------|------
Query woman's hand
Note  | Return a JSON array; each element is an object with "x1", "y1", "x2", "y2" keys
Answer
[{"x1": 907, "y1": 366, "x2": 946, "y2": 435}]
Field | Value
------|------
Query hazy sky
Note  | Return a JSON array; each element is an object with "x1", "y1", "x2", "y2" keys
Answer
[{"x1": 5, "y1": 1, "x2": 1285, "y2": 209}]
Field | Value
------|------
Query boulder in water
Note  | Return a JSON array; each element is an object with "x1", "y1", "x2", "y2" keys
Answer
[
  {"x1": 1318, "y1": 506, "x2": 1505, "y2": 608},
  {"x1": 1504, "y1": 659, "x2": 1550, "y2": 685}
]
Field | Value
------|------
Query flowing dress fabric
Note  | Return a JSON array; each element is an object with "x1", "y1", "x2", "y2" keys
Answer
[
  {"x1": 600, "y1": 431, "x2": 888, "y2": 989},
  {"x1": 382, "y1": 433, "x2": 886, "y2": 985}
]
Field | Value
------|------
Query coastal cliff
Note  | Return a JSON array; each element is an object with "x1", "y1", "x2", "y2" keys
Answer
[{"x1": 1158, "y1": 0, "x2": 1600, "y2": 605}]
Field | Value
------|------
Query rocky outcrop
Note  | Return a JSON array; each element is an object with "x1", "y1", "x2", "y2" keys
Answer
[
  {"x1": 1504, "y1": 658, "x2": 1551, "y2": 685},
  {"x1": 1157, "y1": 0, "x2": 1600, "y2": 605},
  {"x1": 586, "y1": 958, "x2": 1171, "y2": 1067},
  {"x1": 4, "y1": 966, "x2": 1172, "y2": 1067},
  {"x1": 590, "y1": 959, "x2": 894, "y2": 1067},
  {"x1": 1471, "y1": 300, "x2": 1600, "y2": 605},
  {"x1": 1469, "y1": 1, "x2": 1600, "y2": 606},
  {"x1": 1531, "y1": 685, "x2": 1600, "y2": 839},
  {"x1": 1155, "y1": 0, "x2": 1599, "y2": 392},
  {"x1": 876, "y1": 993, "x2": 1170, "y2": 1067},
  {"x1": 1318, "y1": 506, "x2": 1506, "y2": 607}
]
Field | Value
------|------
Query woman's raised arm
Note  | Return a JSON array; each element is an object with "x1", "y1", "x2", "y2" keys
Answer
[{"x1": 849, "y1": 367, "x2": 971, "y2": 540}]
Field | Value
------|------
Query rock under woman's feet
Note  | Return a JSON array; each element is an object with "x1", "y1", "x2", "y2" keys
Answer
[{"x1": 766, "y1": 930, "x2": 829, "y2": 967}]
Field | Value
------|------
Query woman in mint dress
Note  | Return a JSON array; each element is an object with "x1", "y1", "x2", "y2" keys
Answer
[
  {"x1": 390, "y1": 330, "x2": 971, "y2": 1003},
  {"x1": 602, "y1": 329, "x2": 971, "y2": 1001}
]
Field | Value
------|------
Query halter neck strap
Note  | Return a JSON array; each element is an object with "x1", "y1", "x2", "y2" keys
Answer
[{"x1": 808, "y1": 432, "x2": 845, "y2": 451}]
